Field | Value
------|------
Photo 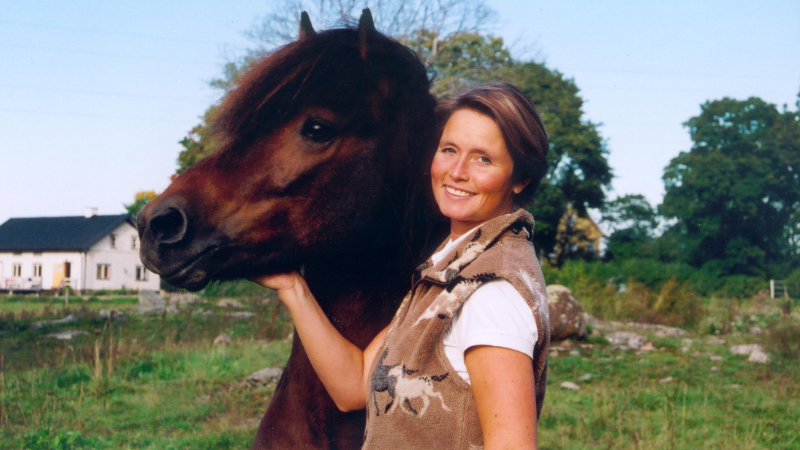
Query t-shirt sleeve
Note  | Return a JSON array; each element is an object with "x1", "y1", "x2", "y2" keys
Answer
[{"x1": 450, "y1": 279, "x2": 538, "y2": 358}]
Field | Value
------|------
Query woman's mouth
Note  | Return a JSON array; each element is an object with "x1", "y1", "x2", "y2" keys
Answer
[{"x1": 444, "y1": 185, "x2": 474, "y2": 198}]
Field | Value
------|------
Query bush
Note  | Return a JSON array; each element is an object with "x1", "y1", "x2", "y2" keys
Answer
[{"x1": 762, "y1": 317, "x2": 800, "y2": 360}]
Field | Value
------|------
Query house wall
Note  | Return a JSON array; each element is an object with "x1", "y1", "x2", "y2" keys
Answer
[
  {"x1": 0, "y1": 222, "x2": 159, "y2": 292},
  {"x1": 84, "y1": 222, "x2": 160, "y2": 291},
  {"x1": 0, "y1": 251, "x2": 83, "y2": 290}
]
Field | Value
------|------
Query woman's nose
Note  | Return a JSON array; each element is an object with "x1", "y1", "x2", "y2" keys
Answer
[{"x1": 449, "y1": 157, "x2": 468, "y2": 180}]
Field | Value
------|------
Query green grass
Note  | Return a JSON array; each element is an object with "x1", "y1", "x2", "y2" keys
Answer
[
  {"x1": 541, "y1": 343, "x2": 799, "y2": 449},
  {"x1": 2, "y1": 291, "x2": 799, "y2": 449}
]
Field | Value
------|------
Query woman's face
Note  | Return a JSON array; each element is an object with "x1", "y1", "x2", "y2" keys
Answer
[{"x1": 431, "y1": 108, "x2": 528, "y2": 238}]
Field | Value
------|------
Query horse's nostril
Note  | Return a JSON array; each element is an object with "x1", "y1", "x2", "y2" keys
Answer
[{"x1": 149, "y1": 206, "x2": 188, "y2": 245}]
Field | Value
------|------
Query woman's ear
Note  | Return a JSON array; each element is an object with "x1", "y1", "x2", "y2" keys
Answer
[{"x1": 512, "y1": 179, "x2": 531, "y2": 195}]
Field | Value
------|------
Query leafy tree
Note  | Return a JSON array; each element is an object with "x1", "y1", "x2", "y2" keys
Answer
[
  {"x1": 124, "y1": 190, "x2": 157, "y2": 219},
  {"x1": 601, "y1": 194, "x2": 658, "y2": 260},
  {"x1": 660, "y1": 96, "x2": 800, "y2": 276},
  {"x1": 497, "y1": 60, "x2": 612, "y2": 256}
]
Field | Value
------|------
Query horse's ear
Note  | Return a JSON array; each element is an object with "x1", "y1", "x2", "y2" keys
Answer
[
  {"x1": 358, "y1": 8, "x2": 376, "y2": 33},
  {"x1": 358, "y1": 8, "x2": 376, "y2": 58},
  {"x1": 299, "y1": 11, "x2": 316, "y2": 39}
]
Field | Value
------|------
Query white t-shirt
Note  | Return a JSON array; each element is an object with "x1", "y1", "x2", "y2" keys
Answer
[{"x1": 431, "y1": 230, "x2": 538, "y2": 384}]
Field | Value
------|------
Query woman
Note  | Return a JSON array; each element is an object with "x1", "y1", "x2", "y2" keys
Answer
[{"x1": 256, "y1": 83, "x2": 550, "y2": 448}]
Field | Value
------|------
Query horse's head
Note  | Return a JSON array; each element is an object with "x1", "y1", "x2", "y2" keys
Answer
[{"x1": 137, "y1": 10, "x2": 437, "y2": 290}]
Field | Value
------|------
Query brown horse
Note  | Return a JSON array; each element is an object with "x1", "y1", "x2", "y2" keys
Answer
[{"x1": 137, "y1": 10, "x2": 444, "y2": 449}]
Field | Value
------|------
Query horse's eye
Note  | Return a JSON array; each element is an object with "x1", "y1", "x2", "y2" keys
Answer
[{"x1": 301, "y1": 118, "x2": 337, "y2": 143}]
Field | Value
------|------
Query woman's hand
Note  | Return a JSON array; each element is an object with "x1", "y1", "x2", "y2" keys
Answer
[
  {"x1": 252, "y1": 269, "x2": 387, "y2": 412},
  {"x1": 252, "y1": 271, "x2": 301, "y2": 293}
]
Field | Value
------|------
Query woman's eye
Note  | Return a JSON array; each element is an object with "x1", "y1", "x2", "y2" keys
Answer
[
  {"x1": 301, "y1": 118, "x2": 337, "y2": 143},
  {"x1": 476, "y1": 156, "x2": 492, "y2": 164},
  {"x1": 440, "y1": 147, "x2": 456, "y2": 154}
]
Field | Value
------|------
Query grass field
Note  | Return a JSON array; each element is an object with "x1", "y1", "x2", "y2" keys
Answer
[{"x1": 1, "y1": 289, "x2": 798, "y2": 449}]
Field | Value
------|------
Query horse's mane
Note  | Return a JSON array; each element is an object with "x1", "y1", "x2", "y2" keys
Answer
[{"x1": 210, "y1": 24, "x2": 442, "y2": 262}]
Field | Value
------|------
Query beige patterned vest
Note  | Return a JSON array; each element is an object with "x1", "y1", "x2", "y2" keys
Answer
[{"x1": 363, "y1": 209, "x2": 550, "y2": 449}]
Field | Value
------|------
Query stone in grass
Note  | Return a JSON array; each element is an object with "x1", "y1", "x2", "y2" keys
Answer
[
  {"x1": 730, "y1": 344, "x2": 761, "y2": 355},
  {"x1": 213, "y1": 333, "x2": 233, "y2": 346},
  {"x1": 706, "y1": 336, "x2": 726, "y2": 345},
  {"x1": 578, "y1": 374, "x2": 592, "y2": 382},
  {"x1": 546, "y1": 285, "x2": 587, "y2": 340},
  {"x1": 217, "y1": 298, "x2": 243, "y2": 308},
  {"x1": 730, "y1": 344, "x2": 770, "y2": 364},
  {"x1": 747, "y1": 347, "x2": 770, "y2": 364},
  {"x1": 32, "y1": 314, "x2": 79, "y2": 329},
  {"x1": 245, "y1": 367, "x2": 284, "y2": 389},
  {"x1": 658, "y1": 376, "x2": 673, "y2": 384},
  {"x1": 605, "y1": 331, "x2": 648, "y2": 350},
  {"x1": 44, "y1": 330, "x2": 88, "y2": 340},
  {"x1": 560, "y1": 381, "x2": 581, "y2": 391}
]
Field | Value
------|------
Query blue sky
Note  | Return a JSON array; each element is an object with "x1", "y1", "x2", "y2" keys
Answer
[{"x1": 1, "y1": 0, "x2": 798, "y2": 225}]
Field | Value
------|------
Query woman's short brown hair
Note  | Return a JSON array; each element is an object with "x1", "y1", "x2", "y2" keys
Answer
[{"x1": 436, "y1": 83, "x2": 549, "y2": 206}]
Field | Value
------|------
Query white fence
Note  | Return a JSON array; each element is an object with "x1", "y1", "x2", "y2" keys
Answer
[{"x1": 770, "y1": 279, "x2": 793, "y2": 299}]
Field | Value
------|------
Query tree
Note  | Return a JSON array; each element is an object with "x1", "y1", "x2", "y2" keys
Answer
[
  {"x1": 497, "y1": 60, "x2": 612, "y2": 256},
  {"x1": 124, "y1": 190, "x2": 157, "y2": 219},
  {"x1": 601, "y1": 194, "x2": 658, "y2": 260},
  {"x1": 660, "y1": 96, "x2": 800, "y2": 276}
]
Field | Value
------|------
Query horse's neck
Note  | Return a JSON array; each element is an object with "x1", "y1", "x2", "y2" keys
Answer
[{"x1": 303, "y1": 243, "x2": 414, "y2": 347}]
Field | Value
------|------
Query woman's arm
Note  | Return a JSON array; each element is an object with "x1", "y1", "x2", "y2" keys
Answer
[
  {"x1": 254, "y1": 272, "x2": 388, "y2": 412},
  {"x1": 465, "y1": 345, "x2": 537, "y2": 449}
]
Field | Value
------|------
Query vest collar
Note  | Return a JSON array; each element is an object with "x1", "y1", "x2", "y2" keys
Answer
[{"x1": 415, "y1": 209, "x2": 534, "y2": 286}]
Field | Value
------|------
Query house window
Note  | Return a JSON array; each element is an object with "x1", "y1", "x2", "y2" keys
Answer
[
  {"x1": 109, "y1": 233, "x2": 117, "y2": 249},
  {"x1": 32, "y1": 264, "x2": 42, "y2": 277},
  {"x1": 131, "y1": 235, "x2": 137, "y2": 250},
  {"x1": 64, "y1": 262, "x2": 71, "y2": 278},
  {"x1": 135, "y1": 265, "x2": 148, "y2": 281},
  {"x1": 97, "y1": 264, "x2": 110, "y2": 280},
  {"x1": 12, "y1": 264, "x2": 22, "y2": 277}
]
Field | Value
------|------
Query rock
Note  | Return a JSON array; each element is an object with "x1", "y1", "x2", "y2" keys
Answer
[
  {"x1": 546, "y1": 285, "x2": 587, "y2": 340},
  {"x1": 605, "y1": 331, "x2": 648, "y2": 350},
  {"x1": 560, "y1": 381, "x2": 581, "y2": 391},
  {"x1": 245, "y1": 367, "x2": 284, "y2": 388},
  {"x1": 578, "y1": 374, "x2": 592, "y2": 382},
  {"x1": 44, "y1": 330, "x2": 87, "y2": 340},
  {"x1": 706, "y1": 337, "x2": 725, "y2": 345},
  {"x1": 169, "y1": 293, "x2": 201, "y2": 305},
  {"x1": 228, "y1": 311, "x2": 255, "y2": 319},
  {"x1": 658, "y1": 376, "x2": 673, "y2": 384},
  {"x1": 749, "y1": 326, "x2": 763, "y2": 335},
  {"x1": 139, "y1": 290, "x2": 166, "y2": 307},
  {"x1": 217, "y1": 298, "x2": 243, "y2": 308},
  {"x1": 730, "y1": 344, "x2": 762, "y2": 356},
  {"x1": 747, "y1": 347, "x2": 770, "y2": 364},
  {"x1": 709, "y1": 355, "x2": 723, "y2": 362},
  {"x1": 639, "y1": 342, "x2": 656, "y2": 352},
  {"x1": 729, "y1": 344, "x2": 770, "y2": 363},
  {"x1": 213, "y1": 333, "x2": 233, "y2": 346},
  {"x1": 32, "y1": 314, "x2": 79, "y2": 329}
]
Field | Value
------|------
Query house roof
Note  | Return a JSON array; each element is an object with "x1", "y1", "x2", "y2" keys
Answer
[{"x1": 0, "y1": 214, "x2": 133, "y2": 252}]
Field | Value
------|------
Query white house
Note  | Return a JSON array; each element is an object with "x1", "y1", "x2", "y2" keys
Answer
[{"x1": 0, "y1": 211, "x2": 160, "y2": 292}]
